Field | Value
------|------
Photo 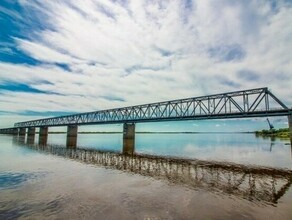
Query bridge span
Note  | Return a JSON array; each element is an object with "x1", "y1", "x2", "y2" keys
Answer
[{"x1": 1, "y1": 87, "x2": 292, "y2": 148}]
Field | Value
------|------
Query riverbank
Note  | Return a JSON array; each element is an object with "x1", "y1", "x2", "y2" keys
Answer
[{"x1": 255, "y1": 128, "x2": 290, "y2": 138}]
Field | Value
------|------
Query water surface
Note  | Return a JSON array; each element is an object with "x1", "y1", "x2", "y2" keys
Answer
[{"x1": 1, "y1": 133, "x2": 292, "y2": 219}]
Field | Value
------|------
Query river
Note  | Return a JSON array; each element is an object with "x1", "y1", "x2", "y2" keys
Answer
[{"x1": 0, "y1": 133, "x2": 292, "y2": 219}]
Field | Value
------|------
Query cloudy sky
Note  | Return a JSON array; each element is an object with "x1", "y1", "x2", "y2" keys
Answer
[{"x1": 0, "y1": 0, "x2": 291, "y2": 130}]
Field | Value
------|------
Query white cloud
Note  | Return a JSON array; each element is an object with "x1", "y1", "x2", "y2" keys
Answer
[
  {"x1": 0, "y1": 0, "x2": 292, "y2": 128},
  {"x1": 15, "y1": 38, "x2": 82, "y2": 64}
]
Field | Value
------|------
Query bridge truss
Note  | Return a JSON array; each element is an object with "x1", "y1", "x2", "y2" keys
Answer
[{"x1": 13, "y1": 87, "x2": 291, "y2": 128}]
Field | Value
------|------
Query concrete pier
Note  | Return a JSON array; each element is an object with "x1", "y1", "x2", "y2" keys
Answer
[
  {"x1": 27, "y1": 127, "x2": 35, "y2": 145},
  {"x1": 12, "y1": 128, "x2": 18, "y2": 135},
  {"x1": 288, "y1": 115, "x2": 292, "y2": 145},
  {"x1": 288, "y1": 115, "x2": 292, "y2": 136},
  {"x1": 66, "y1": 125, "x2": 78, "y2": 148},
  {"x1": 39, "y1": 127, "x2": 48, "y2": 145},
  {"x1": 16, "y1": 128, "x2": 26, "y2": 144},
  {"x1": 123, "y1": 123, "x2": 135, "y2": 155},
  {"x1": 19, "y1": 128, "x2": 26, "y2": 136}
]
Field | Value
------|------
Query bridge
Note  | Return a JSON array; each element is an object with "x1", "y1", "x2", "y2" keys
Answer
[
  {"x1": 14, "y1": 136, "x2": 292, "y2": 204},
  {"x1": 1, "y1": 87, "x2": 292, "y2": 149}
]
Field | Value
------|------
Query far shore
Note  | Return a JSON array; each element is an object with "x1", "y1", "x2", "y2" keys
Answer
[{"x1": 255, "y1": 128, "x2": 290, "y2": 139}]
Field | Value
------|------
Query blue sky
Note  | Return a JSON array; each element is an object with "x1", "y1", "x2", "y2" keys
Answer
[{"x1": 0, "y1": 0, "x2": 291, "y2": 131}]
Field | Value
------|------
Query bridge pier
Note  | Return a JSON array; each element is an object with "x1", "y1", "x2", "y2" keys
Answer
[
  {"x1": 12, "y1": 128, "x2": 18, "y2": 135},
  {"x1": 27, "y1": 127, "x2": 35, "y2": 145},
  {"x1": 288, "y1": 115, "x2": 292, "y2": 145},
  {"x1": 39, "y1": 127, "x2": 48, "y2": 145},
  {"x1": 66, "y1": 125, "x2": 78, "y2": 148},
  {"x1": 288, "y1": 115, "x2": 292, "y2": 136},
  {"x1": 123, "y1": 123, "x2": 135, "y2": 155},
  {"x1": 16, "y1": 128, "x2": 26, "y2": 144},
  {"x1": 19, "y1": 128, "x2": 26, "y2": 136}
]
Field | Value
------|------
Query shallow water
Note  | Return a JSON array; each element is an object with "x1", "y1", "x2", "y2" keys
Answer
[{"x1": 1, "y1": 133, "x2": 292, "y2": 219}]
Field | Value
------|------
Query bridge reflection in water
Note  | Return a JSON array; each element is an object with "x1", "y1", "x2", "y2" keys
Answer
[{"x1": 14, "y1": 136, "x2": 292, "y2": 205}]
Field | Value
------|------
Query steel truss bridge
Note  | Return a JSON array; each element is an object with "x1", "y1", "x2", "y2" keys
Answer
[
  {"x1": 19, "y1": 140, "x2": 292, "y2": 204},
  {"x1": 10, "y1": 87, "x2": 292, "y2": 128}
]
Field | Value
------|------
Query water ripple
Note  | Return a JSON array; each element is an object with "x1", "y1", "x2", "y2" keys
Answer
[{"x1": 0, "y1": 171, "x2": 47, "y2": 190}]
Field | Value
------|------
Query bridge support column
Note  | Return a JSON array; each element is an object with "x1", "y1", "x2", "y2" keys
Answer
[
  {"x1": 16, "y1": 128, "x2": 26, "y2": 144},
  {"x1": 27, "y1": 127, "x2": 35, "y2": 145},
  {"x1": 66, "y1": 125, "x2": 78, "y2": 148},
  {"x1": 39, "y1": 127, "x2": 48, "y2": 145},
  {"x1": 288, "y1": 115, "x2": 292, "y2": 145},
  {"x1": 288, "y1": 115, "x2": 292, "y2": 136},
  {"x1": 19, "y1": 128, "x2": 26, "y2": 136},
  {"x1": 123, "y1": 123, "x2": 135, "y2": 155},
  {"x1": 12, "y1": 128, "x2": 18, "y2": 135}
]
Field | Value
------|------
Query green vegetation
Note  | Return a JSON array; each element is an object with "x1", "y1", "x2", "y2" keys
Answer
[{"x1": 255, "y1": 128, "x2": 290, "y2": 138}]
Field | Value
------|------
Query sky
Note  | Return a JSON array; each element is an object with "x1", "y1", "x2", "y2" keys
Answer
[{"x1": 0, "y1": 0, "x2": 291, "y2": 131}]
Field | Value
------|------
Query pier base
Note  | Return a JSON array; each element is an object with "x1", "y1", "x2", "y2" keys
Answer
[
  {"x1": 123, "y1": 123, "x2": 135, "y2": 155},
  {"x1": 39, "y1": 127, "x2": 48, "y2": 145},
  {"x1": 27, "y1": 127, "x2": 35, "y2": 145},
  {"x1": 66, "y1": 125, "x2": 78, "y2": 148}
]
